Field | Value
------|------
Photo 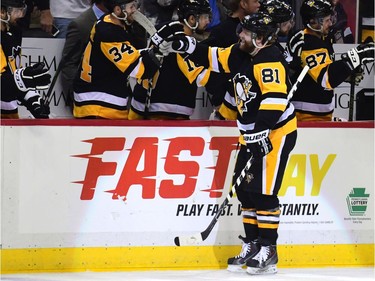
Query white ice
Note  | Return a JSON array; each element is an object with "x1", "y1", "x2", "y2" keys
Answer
[{"x1": 1, "y1": 267, "x2": 374, "y2": 281}]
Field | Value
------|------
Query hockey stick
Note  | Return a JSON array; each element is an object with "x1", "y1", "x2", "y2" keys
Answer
[
  {"x1": 348, "y1": 74, "x2": 356, "y2": 121},
  {"x1": 287, "y1": 65, "x2": 309, "y2": 101},
  {"x1": 133, "y1": 11, "x2": 157, "y2": 35},
  {"x1": 174, "y1": 155, "x2": 254, "y2": 246},
  {"x1": 44, "y1": 39, "x2": 81, "y2": 106},
  {"x1": 133, "y1": 11, "x2": 159, "y2": 117},
  {"x1": 173, "y1": 65, "x2": 310, "y2": 247},
  {"x1": 44, "y1": 63, "x2": 61, "y2": 106}
]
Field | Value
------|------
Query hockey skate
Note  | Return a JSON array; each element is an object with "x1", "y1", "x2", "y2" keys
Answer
[
  {"x1": 227, "y1": 236, "x2": 259, "y2": 272},
  {"x1": 246, "y1": 245, "x2": 278, "y2": 275}
]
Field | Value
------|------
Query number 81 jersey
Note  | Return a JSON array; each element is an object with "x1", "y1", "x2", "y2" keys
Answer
[{"x1": 217, "y1": 44, "x2": 296, "y2": 137}]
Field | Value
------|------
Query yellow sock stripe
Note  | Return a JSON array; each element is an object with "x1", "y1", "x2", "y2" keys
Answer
[
  {"x1": 243, "y1": 218, "x2": 258, "y2": 225},
  {"x1": 257, "y1": 209, "x2": 281, "y2": 216},
  {"x1": 257, "y1": 222, "x2": 279, "y2": 229}
]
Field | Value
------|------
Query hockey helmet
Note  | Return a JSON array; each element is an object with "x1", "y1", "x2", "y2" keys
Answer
[
  {"x1": 104, "y1": 0, "x2": 136, "y2": 11},
  {"x1": 1, "y1": 0, "x2": 26, "y2": 8},
  {"x1": 260, "y1": 0, "x2": 294, "y2": 23},
  {"x1": 177, "y1": 0, "x2": 212, "y2": 20},
  {"x1": 300, "y1": 0, "x2": 333, "y2": 25},
  {"x1": 240, "y1": 12, "x2": 278, "y2": 42}
]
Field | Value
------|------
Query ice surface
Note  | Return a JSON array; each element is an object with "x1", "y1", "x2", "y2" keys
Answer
[{"x1": 1, "y1": 267, "x2": 374, "y2": 281}]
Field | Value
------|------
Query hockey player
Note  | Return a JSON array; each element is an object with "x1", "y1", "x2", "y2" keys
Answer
[
  {"x1": 260, "y1": 0, "x2": 295, "y2": 53},
  {"x1": 72, "y1": 0, "x2": 182, "y2": 119},
  {"x1": 166, "y1": 12, "x2": 297, "y2": 274},
  {"x1": 287, "y1": 0, "x2": 374, "y2": 121},
  {"x1": 1, "y1": 0, "x2": 51, "y2": 119},
  {"x1": 202, "y1": 0, "x2": 261, "y2": 120},
  {"x1": 128, "y1": 0, "x2": 212, "y2": 120}
]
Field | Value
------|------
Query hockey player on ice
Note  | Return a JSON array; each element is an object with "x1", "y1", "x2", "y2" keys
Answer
[{"x1": 164, "y1": 12, "x2": 297, "y2": 274}]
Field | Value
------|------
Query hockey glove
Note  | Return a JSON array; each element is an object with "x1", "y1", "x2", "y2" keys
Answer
[
  {"x1": 169, "y1": 35, "x2": 197, "y2": 55},
  {"x1": 243, "y1": 129, "x2": 273, "y2": 159},
  {"x1": 22, "y1": 91, "x2": 50, "y2": 119},
  {"x1": 344, "y1": 66, "x2": 364, "y2": 86},
  {"x1": 286, "y1": 30, "x2": 304, "y2": 57},
  {"x1": 140, "y1": 48, "x2": 162, "y2": 79},
  {"x1": 342, "y1": 42, "x2": 375, "y2": 70},
  {"x1": 150, "y1": 21, "x2": 184, "y2": 48},
  {"x1": 14, "y1": 62, "x2": 51, "y2": 92},
  {"x1": 158, "y1": 41, "x2": 174, "y2": 56}
]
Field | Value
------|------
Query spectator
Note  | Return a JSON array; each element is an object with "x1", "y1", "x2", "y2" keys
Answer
[
  {"x1": 330, "y1": 0, "x2": 354, "y2": 43},
  {"x1": 72, "y1": 0, "x2": 176, "y2": 119},
  {"x1": 19, "y1": 0, "x2": 54, "y2": 37},
  {"x1": 205, "y1": 0, "x2": 222, "y2": 30},
  {"x1": 206, "y1": 0, "x2": 263, "y2": 46},
  {"x1": 60, "y1": 0, "x2": 109, "y2": 108},
  {"x1": 288, "y1": 0, "x2": 374, "y2": 121},
  {"x1": 139, "y1": 0, "x2": 179, "y2": 27},
  {"x1": 1, "y1": 0, "x2": 51, "y2": 118},
  {"x1": 50, "y1": 0, "x2": 91, "y2": 38},
  {"x1": 129, "y1": 0, "x2": 212, "y2": 120}
]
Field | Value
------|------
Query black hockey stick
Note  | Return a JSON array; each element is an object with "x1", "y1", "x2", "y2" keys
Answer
[
  {"x1": 44, "y1": 58, "x2": 63, "y2": 106},
  {"x1": 173, "y1": 65, "x2": 310, "y2": 246},
  {"x1": 348, "y1": 73, "x2": 356, "y2": 121},
  {"x1": 174, "y1": 155, "x2": 254, "y2": 246},
  {"x1": 132, "y1": 11, "x2": 160, "y2": 117},
  {"x1": 44, "y1": 39, "x2": 81, "y2": 106}
]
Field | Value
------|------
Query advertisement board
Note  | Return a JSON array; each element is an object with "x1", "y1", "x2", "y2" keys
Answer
[{"x1": 1, "y1": 121, "x2": 373, "y2": 272}]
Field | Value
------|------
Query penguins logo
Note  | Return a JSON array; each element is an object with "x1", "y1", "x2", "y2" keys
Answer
[
  {"x1": 8, "y1": 46, "x2": 22, "y2": 73},
  {"x1": 233, "y1": 73, "x2": 256, "y2": 115},
  {"x1": 307, "y1": 0, "x2": 315, "y2": 7}
]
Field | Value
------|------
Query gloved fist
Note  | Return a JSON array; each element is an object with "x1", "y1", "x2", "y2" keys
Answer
[
  {"x1": 169, "y1": 35, "x2": 197, "y2": 54},
  {"x1": 14, "y1": 62, "x2": 51, "y2": 92},
  {"x1": 243, "y1": 129, "x2": 273, "y2": 159},
  {"x1": 22, "y1": 92, "x2": 50, "y2": 119},
  {"x1": 150, "y1": 21, "x2": 184, "y2": 48},
  {"x1": 158, "y1": 41, "x2": 173, "y2": 56},
  {"x1": 344, "y1": 66, "x2": 364, "y2": 86},
  {"x1": 342, "y1": 42, "x2": 375, "y2": 70},
  {"x1": 286, "y1": 30, "x2": 304, "y2": 57}
]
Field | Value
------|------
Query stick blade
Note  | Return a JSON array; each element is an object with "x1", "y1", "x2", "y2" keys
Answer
[
  {"x1": 174, "y1": 233, "x2": 203, "y2": 246},
  {"x1": 133, "y1": 10, "x2": 157, "y2": 35}
]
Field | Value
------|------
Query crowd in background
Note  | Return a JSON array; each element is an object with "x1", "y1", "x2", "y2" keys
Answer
[{"x1": 19, "y1": 0, "x2": 365, "y2": 42}]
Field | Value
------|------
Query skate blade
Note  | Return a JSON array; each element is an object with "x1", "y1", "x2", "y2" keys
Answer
[
  {"x1": 246, "y1": 265, "x2": 277, "y2": 275},
  {"x1": 227, "y1": 264, "x2": 246, "y2": 273}
]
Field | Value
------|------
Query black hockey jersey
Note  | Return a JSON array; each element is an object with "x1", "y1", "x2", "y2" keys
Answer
[
  {"x1": 289, "y1": 28, "x2": 352, "y2": 120},
  {"x1": 183, "y1": 42, "x2": 295, "y2": 142},
  {"x1": 1, "y1": 25, "x2": 24, "y2": 118},
  {"x1": 73, "y1": 15, "x2": 159, "y2": 119},
  {"x1": 214, "y1": 44, "x2": 296, "y2": 143},
  {"x1": 129, "y1": 50, "x2": 211, "y2": 119}
]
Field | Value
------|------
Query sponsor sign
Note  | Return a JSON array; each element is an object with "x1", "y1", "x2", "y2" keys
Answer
[{"x1": 1, "y1": 124, "x2": 373, "y2": 248}]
